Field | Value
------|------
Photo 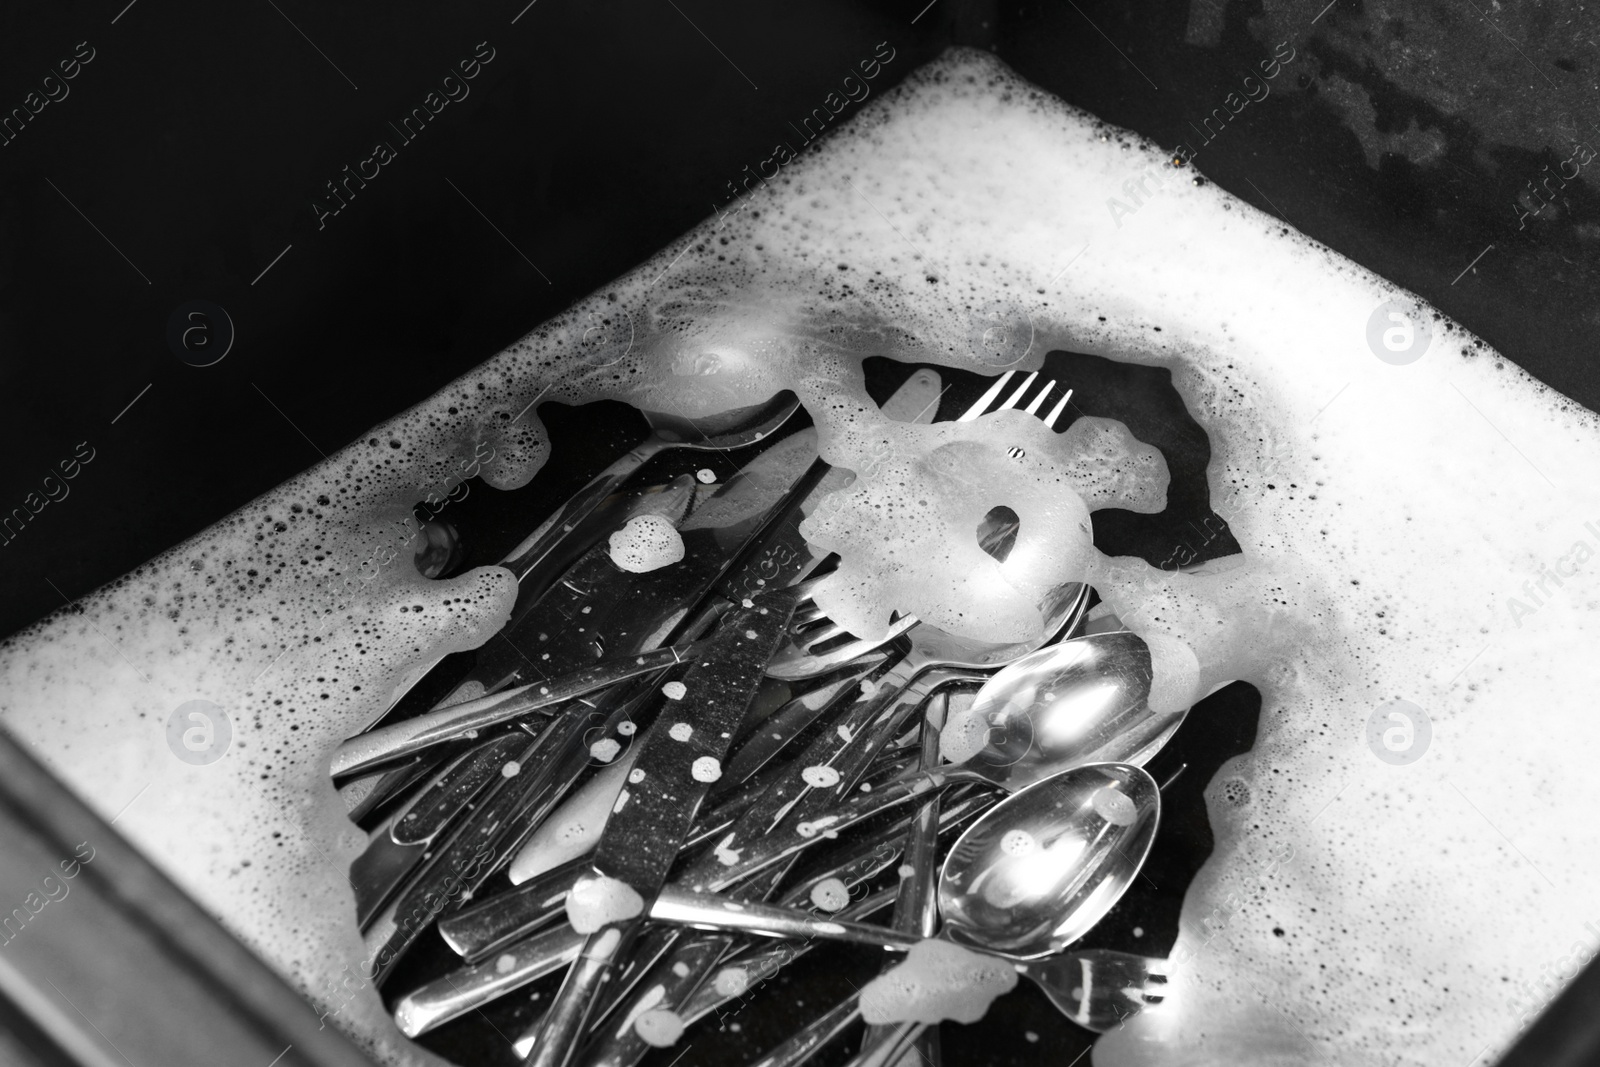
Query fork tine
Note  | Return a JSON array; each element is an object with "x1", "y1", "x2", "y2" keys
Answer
[
  {"x1": 1042, "y1": 387, "x2": 1073, "y2": 429},
  {"x1": 802, "y1": 622, "x2": 850, "y2": 648},
  {"x1": 997, "y1": 370, "x2": 1040, "y2": 412},
  {"x1": 791, "y1": 602, "x2": 830, "y2": 626},
  {"x1": 1022, "y1": 380, "x2": 1053, "y2": 415},
  {"x1": 956, "y1": 370, "x2": 1015, "y2": 421}
]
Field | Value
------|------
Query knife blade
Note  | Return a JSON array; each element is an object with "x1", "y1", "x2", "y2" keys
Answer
[
  {"x1": 459, "y1": 428, "x2": 819, "y2": 706},
  {"x1": 360, "y1": 672, "x2": 661, "y2": 975},
  {"x1": 347, "y1": 731, "x2": 528, "y2": 927},
  {"x1": 521, "y1": 587, "x2": 800, "y2": 1067}
]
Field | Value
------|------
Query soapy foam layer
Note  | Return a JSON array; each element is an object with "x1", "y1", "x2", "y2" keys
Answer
[
  {"x1": 0, "y1": 46, "x2": 1595, "y2": 1067},
  {"x1": 858, "y1": 938, "x2": 1018, "y2": 1025}
]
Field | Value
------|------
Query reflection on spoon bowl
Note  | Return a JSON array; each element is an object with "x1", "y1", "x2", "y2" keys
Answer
[{"x1": 938, "y1": 761, "x2": 1160, "y2": 959}]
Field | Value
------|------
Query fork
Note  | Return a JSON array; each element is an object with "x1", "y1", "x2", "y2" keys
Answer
[
  {"x1": 744, "y1": 949, "x2": 1169, "y2": 1067},
  {"x1": 957, "y1": 367, "x2": 1074, "y2": 425},
  {"x1": 847, "y1": 952, "x2": 1170, "y2": 1067}
]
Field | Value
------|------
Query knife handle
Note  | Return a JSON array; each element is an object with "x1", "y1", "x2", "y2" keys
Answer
[
  {"x1": 501, "y1": 440, "x2": 665, "y2": 584},
  {"x1": 522, "y1": 920, "x2": 640, "y2": 1067},
  {"x1": 331, "y1": 639, "x2": 702, "y2": 777}
]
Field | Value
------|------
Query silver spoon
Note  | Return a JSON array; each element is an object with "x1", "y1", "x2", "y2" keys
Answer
[
  {"x1": 499, "y1": 392, "x2": 801, "y2": 585},
  {"x1": 686, "y1": 630, "x2": 1163, "y2": 886},
  {"x1": 648, "y1": 762, "x2": 1159, "y2": 1014}
]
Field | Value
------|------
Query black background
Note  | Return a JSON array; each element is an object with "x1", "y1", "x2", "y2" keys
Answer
[{"x1": 2, "y1": 0, "x2": 1598, "y2": 1064}]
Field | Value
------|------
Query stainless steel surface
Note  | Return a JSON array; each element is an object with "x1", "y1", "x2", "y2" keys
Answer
[
  {"x1": 0, "y1": 727, "x2": 378, "y2": 1067},
  {"x1": 329, "y1": 638, "x2": 704, "y2": 778},
  {"x1": 938, "y1": 762, "x2": 1160, "y2": 959},
  {"x1": 521, "y1": 590, "x2": 800, "y2": 1067},
  {"x1": 350, "y1": 733, "x2": 529, "y2": 927},
  {"x1": 641, "y1": 764, "x2": 1159, "y2": 956},
  {"x1": 403, "y1": 789, "x2": 996, "y2": 1038},
  {"x1": 858, "y1": 692, "x2": 948, "y2": 1065},
  {"x1": 498, "y1": 393, "x2": 801, "y2": 585},
  {"x1": 693, "y1": 579, "x2": 1092, "y2": 891}
]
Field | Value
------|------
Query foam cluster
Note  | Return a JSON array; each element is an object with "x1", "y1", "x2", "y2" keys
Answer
[{"x1": 858, "y1": 939, "x2": 1018, "y2": 1024}]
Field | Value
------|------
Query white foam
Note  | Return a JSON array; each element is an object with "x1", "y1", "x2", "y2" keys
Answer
[
  {"x1": 0, "y1": 46, "x2": 1593, "y2": 1067},
  {"x1": 606, "y1": 514, "x2": 685, "y2": 574},
  {"x1": 563, "y1": 874, "x2": 643, "y2": 934},
  {"x1": 858, "y1": 939, "x2": 1017, "y2": 1025},
  {"x1": 632, "y1": 1008, "x2": 684, "y2": 1047},
  {"x1": 1142, "y1": 633, "x2": 1200, "y2": 716},
  {"x1": 808, "y1": 877, "x2": 850, "y2": 912}
]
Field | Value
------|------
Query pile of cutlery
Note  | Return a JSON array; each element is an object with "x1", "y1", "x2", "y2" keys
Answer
[{"x1": 332, "y1": 366, "x2": 1178, "y2": 1067}]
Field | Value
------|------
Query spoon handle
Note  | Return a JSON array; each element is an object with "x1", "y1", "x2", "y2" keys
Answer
[{"x1": 648, "y1": 886, "x2": 921, "y2": 952}]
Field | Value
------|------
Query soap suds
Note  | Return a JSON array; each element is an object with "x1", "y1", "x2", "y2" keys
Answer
[
  {"x1": 633, "y1": 1009, "x2": 685, "y2": 1047},
  {"x1": 858, "y1": 939, "x2": 1017, "y2": 1025},
  {"x1": 564, "y1": 874, "x2": 644, "y2": 934},
  {"x1": 0, "y1": 44, "x2": 1587, "y2": 1067},
  {"x1": 607, "y1": 514, "x2": 685, "y2": 574},
  {"x1": 808, "y1": 877, "x2": 850, "y2": 912}
]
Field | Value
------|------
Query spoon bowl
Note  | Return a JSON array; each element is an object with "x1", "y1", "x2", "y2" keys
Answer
[
  {"x1": 938, "y1": 761, "x2": 1160, "y2": 958},
  {"x1": 641, "y1": 390, "x2": 801, "y2": 449},
  {"x1": 948, "y1": 630, "x2": 1178, "y2": 792}
]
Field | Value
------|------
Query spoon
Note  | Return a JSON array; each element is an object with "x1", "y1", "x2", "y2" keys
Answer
[
  {"x1": 498, "y1": 391, "x2": 801, "y2": 588},
  {"x1": 646, "y1": 763, "x2": 1160, "y2": 1005},
  {"x1": 688, "y1": 630, "x2": 1164, "y2": 887}
]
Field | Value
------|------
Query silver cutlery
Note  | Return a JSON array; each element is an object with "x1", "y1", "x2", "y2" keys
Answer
[
  {"x1": 499, "y1": 393, "x2": 801, "y2": 592},
  {"x1": 520, "y1": 588, "x2": 802, "y2": 1067},
  {"x1": 398, "y1": 786, "x2": 998, "y2": 1039},
  {"x1": 720, "y1": 763, "x2": 1159, "y2": 1067},
  {"x1": 349, "y1": 732, "x2": 528, "y2": 927}
]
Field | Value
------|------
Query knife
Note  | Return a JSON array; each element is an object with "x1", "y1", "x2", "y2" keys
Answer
[
  {"x1": 348, "y1": 732, "x2": 528, "y2": 928},
  {"x1": 434, "y1": 475, "x2": 701, "y2": 706},
  {"x1": 395, "y1": 787, "x2": 997, "y2": 1041},
  {"x1": 433, "y1": 743, "x2": 922, "y2": 965},
  {"x1": 449, "y1": 428, "x2": 819, "y2": 705},
  {"x1": 360, "y1": 672, "x2": 661, "y2": 978},
  {"x1": 520, "y1": 587, "x2": 800, "y2": 1067},
  {"x1": 330, "y1": 638, "x2": 706, "y2": 778}
]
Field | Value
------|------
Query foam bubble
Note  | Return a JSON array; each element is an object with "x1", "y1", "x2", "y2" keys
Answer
[
  {"x1": 633, "y1": 1009, "x2": 684, "y2": 1047},
  {"x1": 607, "y1": 514, "x2": 685, "y2": 574},
  {"x1": 564, "y1": 874, "x2": 644, "y2": 934},
  {"x1": 809, "y1": 877, "x2": 850, "y2": 912},
  {"x1": 713, "y1": 967, "x2": 749, "y2": 996},
  {"x1": 801, "y1": 765, "x2": 841, "y2": 788}
]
